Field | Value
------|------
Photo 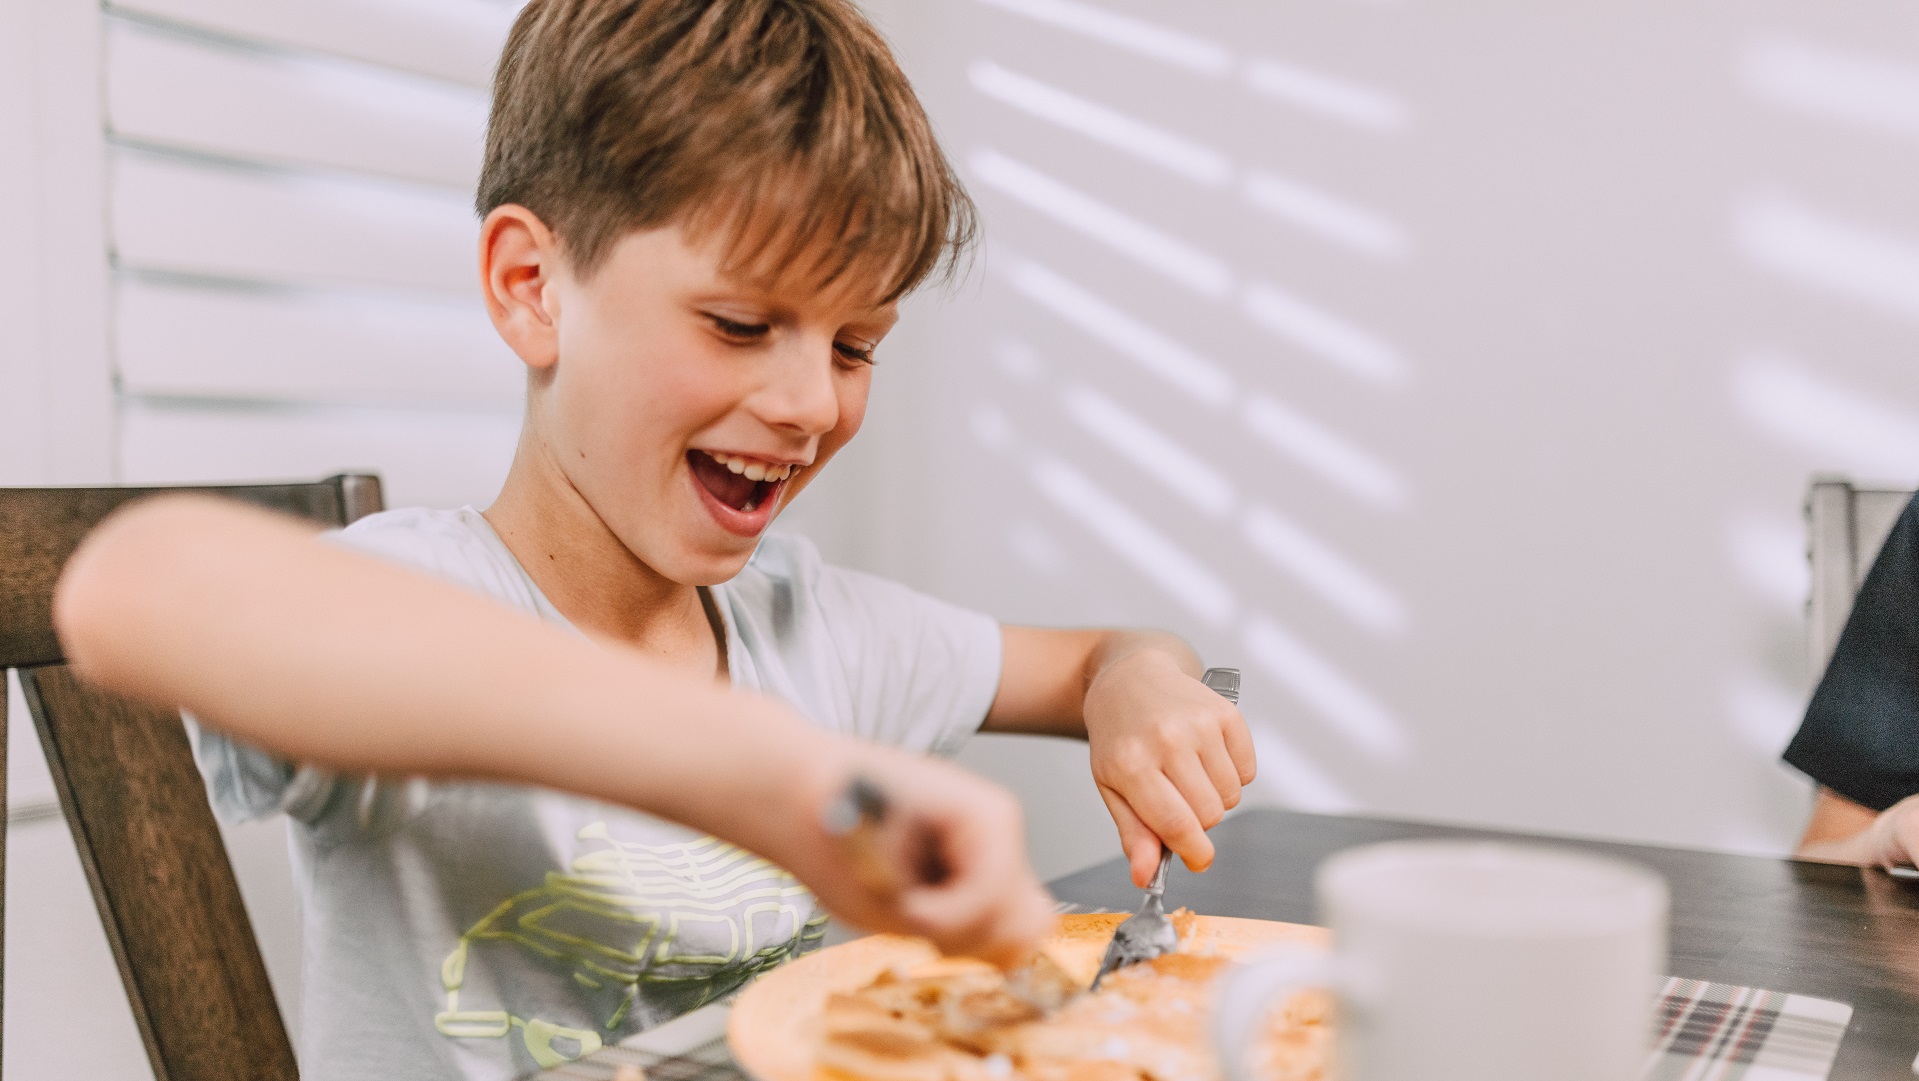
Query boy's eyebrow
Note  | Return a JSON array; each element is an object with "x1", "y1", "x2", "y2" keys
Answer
[
  {"x1": 687, "y1": 285, "x2": 897, "y2": 332},
  {"x1": 699, "y1": 261, "x2": 902, "y2": 326}
]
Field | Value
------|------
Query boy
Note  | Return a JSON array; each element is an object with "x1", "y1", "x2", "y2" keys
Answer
[{"x1": 54, "y1": 1, "x2": 1255, "y2": 1078}]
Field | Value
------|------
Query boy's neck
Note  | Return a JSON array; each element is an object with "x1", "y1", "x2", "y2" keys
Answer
[{"x1": 483, "y1": 451, "x2": 723, "y2": 678}]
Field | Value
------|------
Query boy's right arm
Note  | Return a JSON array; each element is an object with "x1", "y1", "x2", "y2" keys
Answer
[{"x1": 54, "y1": 495, "x2": 1053, "y2": 965}]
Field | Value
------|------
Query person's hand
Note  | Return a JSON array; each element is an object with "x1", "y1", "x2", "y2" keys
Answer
[
  {"x1": 764, "y1": 738, "x2": 1055, "y2": 968},
  {"x1": 1842, "y1": 793, "x2": 1919, "y2": 869},
  {"x1": 1084, "y1": 650, "x2": 1257, "y2": 886}
]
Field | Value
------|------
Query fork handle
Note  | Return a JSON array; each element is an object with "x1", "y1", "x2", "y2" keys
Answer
[
  {"x1": 1201, "y1": 666, "x2": 1240, "y2": 704},
  {"x1": 1147, "y1": 845, "x2": 1173, "y2": 897}
]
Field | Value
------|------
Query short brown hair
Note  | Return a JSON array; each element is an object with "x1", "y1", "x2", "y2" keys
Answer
[{"x1": 479, "y1": 0, "x2": 974, "y2": 303}]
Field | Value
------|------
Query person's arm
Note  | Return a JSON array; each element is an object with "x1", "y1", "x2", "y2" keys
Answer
[
  {"x1": 54, "y1": 495, "x2": 1052, "y2": 964},
  {"x1": 1784, "y1": 494, "x2": 1919, "y2": 868},
  {"x1": 1796, "y1": 785, "x2": 1919, "y2": 867},
  {"x1": 983, "y1": 625, "x2": 1256, "y2": 887}
]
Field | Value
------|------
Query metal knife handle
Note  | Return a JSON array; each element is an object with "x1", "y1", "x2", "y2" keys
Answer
[
  {"x1": 823, "y1": 776, "x2": 905, "y2": 894},
  {"x1": 823, "y1": 775, "x2": 955, "y2": 893},
  {"x1": 821, "y1": 775, "x2": 889, "y2": 835}
]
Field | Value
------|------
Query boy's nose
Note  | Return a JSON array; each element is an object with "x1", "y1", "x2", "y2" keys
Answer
[{"x1": 754, "y1": 343, "x2": 842, "y2": 435}]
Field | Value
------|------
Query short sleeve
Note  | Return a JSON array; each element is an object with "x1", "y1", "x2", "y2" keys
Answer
[
  {"x1": 814, "y1": 562, "x2": 1003, "y2": 756},
  {"x1": 188, "y1": 712, "x2": 298, "y2": 822},
  {"x1": 726, "y1": 536, "x2": 1003, "y2": 757},
  {"x1": 1783, "y1": 492, "x2": 1919, "y2": 811},
  {"x1": 190, "y1": 716, "x2": 429, "y2": 837}
]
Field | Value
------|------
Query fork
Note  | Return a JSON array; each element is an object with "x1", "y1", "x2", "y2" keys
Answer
[{"x1": 1088, "y1": 667, "x2": 1241, "y2": 991}]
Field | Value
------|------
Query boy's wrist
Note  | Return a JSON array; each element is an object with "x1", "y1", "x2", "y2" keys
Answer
[
  {"x1": 1122, "y1": 643, "x2": 1196, "y2": 678},
  {"x1": 1089, "y1": 634, "x2": 1201, "y2": 689},
  {"x1": 1086, "y1": 644, "x2": 1196, "y2": 713}
]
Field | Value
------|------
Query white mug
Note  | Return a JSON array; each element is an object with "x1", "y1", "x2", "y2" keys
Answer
[{"x1": 1212, "y1": 840, "x2": 1667, "y2": 1081}]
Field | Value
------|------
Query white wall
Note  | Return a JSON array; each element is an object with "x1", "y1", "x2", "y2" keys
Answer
[{"x1": 842, "y1": 0, "x2": 1919, "y2": 877}]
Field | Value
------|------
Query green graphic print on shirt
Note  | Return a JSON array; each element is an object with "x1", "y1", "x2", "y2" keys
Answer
[{"x1": 434, "y1": 822, "x2": 827, "y2": 1067}]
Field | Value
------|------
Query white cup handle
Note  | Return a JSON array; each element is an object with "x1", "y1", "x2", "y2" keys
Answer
[{"x1": 1212, "y1": 945, "x2": 1335, "y2": 1081}]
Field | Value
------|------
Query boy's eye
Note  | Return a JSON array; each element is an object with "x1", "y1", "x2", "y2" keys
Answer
[
  {"x1": 834, "y1": 341, "x2": 876, "y2": 365},
  {"x1": 706, "y1": 314, "x2": 770, "y2": 341}
]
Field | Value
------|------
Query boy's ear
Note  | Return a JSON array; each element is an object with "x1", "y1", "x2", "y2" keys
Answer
[{"x1": 479, "y1": 205, "x2": 563, "y2": 371}]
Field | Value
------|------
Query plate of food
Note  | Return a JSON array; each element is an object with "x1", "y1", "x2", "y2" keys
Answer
[{"x1": 727, "y1": 911, "x2": 1334, "y2": 1081}]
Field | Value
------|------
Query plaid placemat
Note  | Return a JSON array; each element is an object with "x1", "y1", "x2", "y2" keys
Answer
[
  {"x1": 1645, "y1": 977, "x2": 1851, "y2": 1081},
  {"x1": 541, "y1": 912, "x2": 1855, "y2": 1081}
]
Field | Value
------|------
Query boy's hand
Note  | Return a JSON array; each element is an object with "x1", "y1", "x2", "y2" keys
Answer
[
  {"x1": 777, "y1": 741, "x2": 1055, "y2": 968},
  {"x1": 1084, "y1": 650, "x2": 1257, "y2": 887}
]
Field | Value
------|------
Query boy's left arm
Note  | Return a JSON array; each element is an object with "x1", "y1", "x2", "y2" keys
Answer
[{"x1": 983, "y1": 626, "x2": 1257, "y2": 887}]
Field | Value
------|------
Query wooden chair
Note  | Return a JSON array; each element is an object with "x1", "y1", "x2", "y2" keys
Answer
[
  {"x1": 0, "y1": 474, "x2": 383, "y2": 1081},
  {"x1": 1805, "y1": 474, "x2": 1917, "y2": 677}
]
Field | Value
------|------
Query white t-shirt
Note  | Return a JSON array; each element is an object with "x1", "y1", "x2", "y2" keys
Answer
[{"x1": 191, "y1": 507, "x2": 1003, "y2": 1081}]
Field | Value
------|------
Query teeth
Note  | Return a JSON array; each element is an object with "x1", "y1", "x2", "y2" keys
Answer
[{"x1": 701, "y1": 450, "x2": 797, "y2": 483}]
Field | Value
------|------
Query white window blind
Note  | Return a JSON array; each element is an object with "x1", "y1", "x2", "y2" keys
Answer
[{"x1": 106, "y1": 0, "x2": 525, "y2": 509}]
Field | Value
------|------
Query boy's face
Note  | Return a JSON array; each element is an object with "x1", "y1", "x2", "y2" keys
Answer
[{"x1": 523, "y1": 222, "x2": 897, "y2": 585}]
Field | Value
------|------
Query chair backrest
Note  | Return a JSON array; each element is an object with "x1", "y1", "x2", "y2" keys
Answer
[
  {"x1": 0, "y1": 474, "x2": 383, "y2": 1081},
  {"x1": 1805, "y1": 474, "x2": 1916, "y2": 677}
]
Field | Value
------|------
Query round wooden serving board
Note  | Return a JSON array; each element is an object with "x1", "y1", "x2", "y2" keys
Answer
[{"x1": 727, "y1": 913, "x2": 1329, "y2": 1081}]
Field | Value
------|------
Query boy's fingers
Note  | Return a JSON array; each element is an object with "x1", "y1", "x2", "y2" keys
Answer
[
  {"x1": 1165, "y1": 755, "x2": 1227, "y2": 832},
  {"x1": 963, "y1": 914, "x2": 1053, "y2": 970},
  {"x1": 843, "y1": 758, "x2": 1050, "y2": 963},
  {"x1": 1220, "y1": 709, "x2": 1257, "y2": 784},
  {"x1": 901, "y1": 882, "x2": 1033, "y2": 959},
  {"x1": 1120, "y1": 771, "x2": 1215, "y2": 874},
  {"x1": 978, "y1": 886, "x2": 1057, "y2": 969},
  {"x1": 1097, "y1": 784, "x2": 1164, "y2": 887},
  {"x1": 1197, "y1": 737, "x2": 1245, "y2": 812},
  {"x1": 899, "y1": 842, "x2": 1052, "y2": 965}
]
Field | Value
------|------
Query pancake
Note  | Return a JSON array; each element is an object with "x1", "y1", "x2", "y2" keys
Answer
[{"x1": 729, "y1": 912, "x2": 1333, "y2": 1081}]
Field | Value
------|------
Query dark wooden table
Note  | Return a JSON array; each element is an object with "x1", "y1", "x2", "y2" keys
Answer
[{"x1": 1049, "y1": 808, "x2": 1919, "y2": 1080}]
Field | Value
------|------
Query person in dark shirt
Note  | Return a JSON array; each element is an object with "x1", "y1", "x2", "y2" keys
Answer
[{"x1": 1786, "y1": 490, "x2": 1919, "y2": 864}]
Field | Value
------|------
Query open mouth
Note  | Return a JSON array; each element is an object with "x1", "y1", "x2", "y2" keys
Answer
[{"x1": 687, "y1": 449, "x2": 795, "y2": 520}]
